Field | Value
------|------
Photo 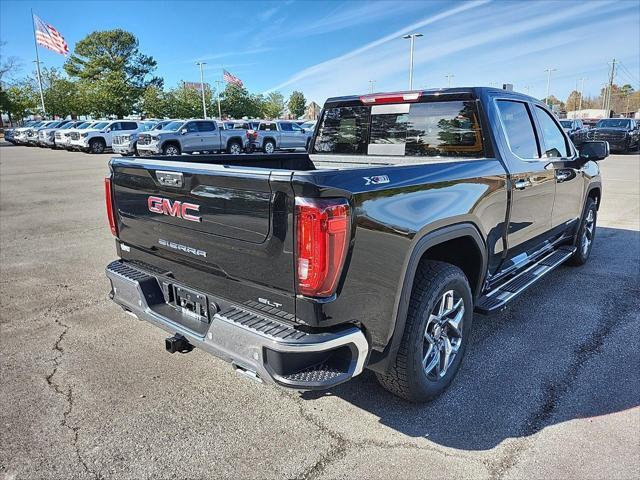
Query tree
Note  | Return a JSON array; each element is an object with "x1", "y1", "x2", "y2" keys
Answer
[
  {"x1": 0, "y1": 40, "x2": 22, "y2": 126},
  {"x1": 64, "y1": 30, "x2": 160, "y2": 117},
  {"x1": 140, "y1": 85, "x2": 170, "y2": 118},
  {"x1": 2, "y1": 82, "x2": 38, "y2": 121},
  {"x1": 545, "y1": 94, "x2": 565, "y2": 111},
  {"x1": 288, "y1": 90, "x2": 306, "y2": 118},
  {"x1": 220, "y1": 83, "x2": 263, "y2": 119},
  {"x1": 263, "y1": 91, "x2": 284, "y2": 119},
  {"x1": 565, "y1": 90, "x2": 581, "y2": 111}
]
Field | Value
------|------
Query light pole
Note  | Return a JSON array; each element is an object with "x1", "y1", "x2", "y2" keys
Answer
[
  {"x1": 402, "y1": 33, "x2": 423, "y2": 90},
  {"x1": 578, "y1": 77, "x2": 585, "y2": 112},
  {"x1": 196, "y1": 62, "x2": 207, "y2": 118},
  {"x1": 445, "y1": 74, "x2": 454, "y2": 88},
  {"x1": 368, "y1": 80, "x2": 376, "y2": 93},
  {"x1": 544, "y1": 67, "x2": 557, "y2": 106}
]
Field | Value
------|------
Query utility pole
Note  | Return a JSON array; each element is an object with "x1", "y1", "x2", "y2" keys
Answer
[
  {"x1": 578, "y1": 77, "x2": 585, "y2": 112},
  {"x1": 214, "y1": 79, "x2": 223, "y2": 119},
  {"x1": 368, "y1": 80, "x2": 376, "y2": 93},
  {"x1": 445, "y1": 74, "x2": 454, "y2": 88},
  {"x1": 196, "y1": 62, "x2": 207, "y2": 119},
  {"x1": 605, "y1": 58, "x2": 616, "y2": 118},
  {"x1": 544, "y1": 67, "x2": 557, "y2": 106},
  {"x1": 402, "y1": 33, "x2": 422, "y2": 90}
]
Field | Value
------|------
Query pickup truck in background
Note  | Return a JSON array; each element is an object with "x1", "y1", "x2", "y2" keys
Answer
[
  {"x1": 253, "y1": 120, "x2": 313, "y2": 153},
  {"x1": 559, "y1": 118, "x2": 588, "y2": 147},
  {"x1": 136, "y1": 119, "x2": 250, "y2": 155},
  {"x1": 112, "y1": 120, "x2": 174, "y2": 157},
  {"x1": 587, "y1": 117, "x2": 640, "y2": 153},
  {"x1": 69, "y1": 120, "x2": 141, "y2": 154},
  {"x1": 105, "y1": 87, "x2": 608, "y2": 402}
]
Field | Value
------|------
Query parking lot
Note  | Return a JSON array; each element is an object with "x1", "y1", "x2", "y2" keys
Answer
[{"x1": 0, "y1": 143, "x2": 638, "y2": 479}]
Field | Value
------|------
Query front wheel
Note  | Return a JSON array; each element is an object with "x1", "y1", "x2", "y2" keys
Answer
[
  {"x1": 163, "y1": 143, "x2": 181, "y2": 156},
  {"x1": 376, "y1": 261, "x2": 473, "y2": 402},
  {"x1": 89, "y1": 138, "x2": 106, "y2": 154},
  {"x1": 568, "y1": 197, "x2": 597, "y2": 266}
]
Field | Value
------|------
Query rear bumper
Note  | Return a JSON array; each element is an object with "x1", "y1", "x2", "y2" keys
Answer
[{"x1": 105, "y1": 260, "x2": 368, "y2": 390}]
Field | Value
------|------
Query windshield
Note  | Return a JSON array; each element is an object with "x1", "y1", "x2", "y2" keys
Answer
[
  {"x1": 559, "y1": 120, "x2": 572, "y2": 128},
  {"x1": 75, "y1": 122, "x2": 92, "y2": 129},
  {"x1": 596, "y1": 119, "x2": 631, "y2": 128},
  {"x1": 91, "y1": 122, "x2": 109, "y2": 130},
  {"x1": 161, "y1": 121, "x2": 185, "y2": 131}
]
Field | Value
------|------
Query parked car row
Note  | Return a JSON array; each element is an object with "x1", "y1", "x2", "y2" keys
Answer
[
  {"x1": 560, "y1": 118, "x2": 640, "y2": 152},
  {"x1": 4, "y1": 118, "x2": 318, "y2": 155}
]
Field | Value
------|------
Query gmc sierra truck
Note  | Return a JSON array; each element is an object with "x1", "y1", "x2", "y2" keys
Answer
[{"x1": 105, "y1": 87, "x2": 608, "y2": 402}]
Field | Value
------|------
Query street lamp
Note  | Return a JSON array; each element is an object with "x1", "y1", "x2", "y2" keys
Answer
[
  {"x1": 196, "y1": 62, "x2": 208, "y2": 118},
  {"x1": 544, "y1": 67, "x2": 557, "y2": 106},
  {"x1": 445, "y1": 74, "x2": 454, "y2": 88},
  {"x1": 402, "y1": 33, "x2": 423, "y2": 90}
]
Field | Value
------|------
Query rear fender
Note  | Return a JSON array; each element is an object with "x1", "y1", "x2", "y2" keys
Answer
[{"x1": 369, "y1": 223, "x2": 487, "y2": 373}]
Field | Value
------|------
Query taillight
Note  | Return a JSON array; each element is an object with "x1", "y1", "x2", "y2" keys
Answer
[
  {"x1": 296, "y1": 198, "x2": 350, "y2": 297},
  {"x1": 104, "y1": 176, "x2": 118, "y2": 236}
]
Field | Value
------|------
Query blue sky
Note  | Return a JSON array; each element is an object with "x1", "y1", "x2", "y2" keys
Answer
[{"x1": 1, "y1": 0, "x2": 639, "y2": 105}]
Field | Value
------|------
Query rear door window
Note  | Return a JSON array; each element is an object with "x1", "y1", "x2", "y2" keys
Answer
[
  {"x1": 280, "y1": 122, "x2": 293, "y2": 131},
  {"x1": 496, "y1": 100, "x2": 540, "y2": 159},
  {"x1": 197, "y1": 121, "x2": 216, "y2": 132},
  {"x1": 259, "y1": 123, "x2": 277, "y2": 131}
]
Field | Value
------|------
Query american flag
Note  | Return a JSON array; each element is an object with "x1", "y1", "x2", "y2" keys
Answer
[
  {"x1": 223, "y1": 69, "x2": 243, "y2": 87},
  {"x1": 33, "y1": 14, "x2": 69, "y2": 56}
]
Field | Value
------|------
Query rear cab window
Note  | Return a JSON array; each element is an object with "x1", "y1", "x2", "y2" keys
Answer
[{"x1": 313, "y1": 99, "x2": 485, "y2": 159}]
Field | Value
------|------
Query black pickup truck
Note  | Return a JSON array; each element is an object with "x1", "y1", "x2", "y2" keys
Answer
[{"x1": 105, "y1": 87, "x2": 608, "y2": 402}]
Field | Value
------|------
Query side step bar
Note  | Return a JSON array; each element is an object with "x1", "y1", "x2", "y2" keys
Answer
[{"x1": 475, "y1": 246, "x2": 575, "y2": 314}]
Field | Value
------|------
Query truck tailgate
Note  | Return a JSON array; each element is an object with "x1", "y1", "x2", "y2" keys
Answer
[{"x1": 109, "y1": 157, "x2": 296, "y2": 309}]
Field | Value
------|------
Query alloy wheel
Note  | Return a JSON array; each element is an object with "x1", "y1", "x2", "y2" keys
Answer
[
  {"x1": 581, "y1": 209, "x2": 595, "y2": 256},
  {"x1": 422, "y1": 290, "x2": 465, "y2": 380}
]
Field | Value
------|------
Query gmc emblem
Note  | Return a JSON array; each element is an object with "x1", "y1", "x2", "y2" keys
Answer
[{"x1": 148, "y1": 196, "x2": 201, "y2": 222}]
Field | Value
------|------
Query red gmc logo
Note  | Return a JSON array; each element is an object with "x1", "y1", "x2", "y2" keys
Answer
[{"x1": 148, "y1": 196, "x2": 201, "y2": 222}]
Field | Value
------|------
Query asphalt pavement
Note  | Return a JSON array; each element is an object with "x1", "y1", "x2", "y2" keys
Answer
[{"x1": 0, "y1": 143, "x2": 638, "y2": 479}]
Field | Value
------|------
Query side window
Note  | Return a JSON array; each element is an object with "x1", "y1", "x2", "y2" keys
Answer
[
  {"x1": 496, "y1": 100, "x2": 540, "y2": 159},
  {"x1": 197, "y1": 121, "x2": 215, "y2": 132},
  {"x1": 280, "y1": 122, "x2": 293, "y2": 131},
  {"x1": 260, "y1": 123, "x2": 277, "y2": 131},
  {"x1": 186, "y1": 122, "x2": 198, "y2": 133},
  {"x1": 291, "y1": 123, "x2": 302, "y2": 131},
  {"x1": 110, "y1": 122, "x2": 121, "y2": 131},
  {"x1": 534, "y1": 106, "x2": 570, "y2": 158},
  {"x1": 124, "y1": 122, "x2": 138, "y2": 130}
]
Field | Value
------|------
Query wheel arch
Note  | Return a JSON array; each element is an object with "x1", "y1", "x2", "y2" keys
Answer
[
  {"x1": 226, "y1": 136, "x2": 243, "y2": 148},
  {"x1": 368, "y1": 223, "x2": 487, "y2": 374}
]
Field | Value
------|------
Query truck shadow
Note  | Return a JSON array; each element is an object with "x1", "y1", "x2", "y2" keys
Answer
[{"x1": 301, "y1": 226, "x2": 640, "y2": 451}]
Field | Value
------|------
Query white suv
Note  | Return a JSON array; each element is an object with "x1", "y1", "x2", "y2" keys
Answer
[{"x1": 70, "y1": 120, "x2": 141, "y2": 154}]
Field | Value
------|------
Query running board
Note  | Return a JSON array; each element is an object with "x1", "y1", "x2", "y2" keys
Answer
[{"x1": 475, "y1": 246, "x2": 576, "y2": 314}]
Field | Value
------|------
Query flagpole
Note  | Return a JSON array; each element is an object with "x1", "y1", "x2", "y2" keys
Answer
[{"x1": 31, "y1": 9, "x2": 47, "y2": 116}]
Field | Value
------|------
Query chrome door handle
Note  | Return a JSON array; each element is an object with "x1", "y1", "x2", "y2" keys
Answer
[{"x1": 514, "y1": 179, "x2": 532, "y2": 190}]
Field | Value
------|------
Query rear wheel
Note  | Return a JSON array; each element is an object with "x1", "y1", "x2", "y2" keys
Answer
[
  {"x1": 376, "y1": 261, "x2": 473, "y2": 402},
  {"x1": 568, "y1": 197, "x2": 597, "y2": 266},
  {"x1": 227, "y1": 141, "x2": 242, "y2": 154},
  {"x1": 263, "y1": 140, "x2": 275, "y2": 154},
  {"x1": 89, "y1": 138, "x2": 106, "y2": 154},
  {"x1": 163, "y1": 143, "x2": 181, "y2": 156}
]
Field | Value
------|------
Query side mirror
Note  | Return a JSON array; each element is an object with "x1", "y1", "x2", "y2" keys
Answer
[
  {"x1": 106, "y1": 128, "x2": 112, "y2": 133},
  {"x1": 579, "y1": 141, "x2": 609, "y2": 162},
  {"x1": 181, "y1": 128, "x2": 188, "y2": 135}
]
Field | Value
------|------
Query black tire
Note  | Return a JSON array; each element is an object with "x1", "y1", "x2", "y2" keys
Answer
[
  {"x1": 227, "y1": 140, "x2": 242, "y2": 154},
  {"x1": 162, "y1": 143, "x2": 181, "y2": 156},
  {"x1": 89, "y1": 138, "x2": 106, "y2": 154},
  {"x1": 376, "y1": 261, "x2": 473, "y2": 402},
  {"x1": 263, "y1": 140, "x2": 275, "y2": 154},
  {"x1": 568, "y1": 197, "x2": 597, "y2": 266}
]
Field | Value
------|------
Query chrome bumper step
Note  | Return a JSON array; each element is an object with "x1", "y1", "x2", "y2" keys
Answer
[
  {"x1": 106, "y1": 260, "x2": 368, "y2": 390},
  {"x1": 475, "y1": 246, "x2": 575, "y2": 314}
]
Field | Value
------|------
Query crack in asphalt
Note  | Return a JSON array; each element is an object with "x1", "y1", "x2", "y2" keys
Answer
[
  {"x1": 43, "y1": 285, "x2": 103, "y2": 480},
  {"x1": 487, "y1": 285, "x2": 640, "y2": 480}
]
